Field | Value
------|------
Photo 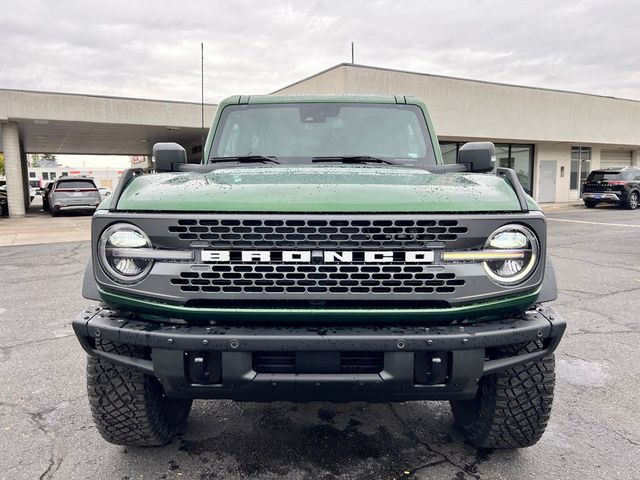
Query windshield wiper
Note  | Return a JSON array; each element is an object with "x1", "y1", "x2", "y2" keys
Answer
[
  {"x1": 209, "y1": 155, "x2": 280, "y2": 164},
  {"x1": 311, "y1": 155, "x2": 399, "y2": 165}
]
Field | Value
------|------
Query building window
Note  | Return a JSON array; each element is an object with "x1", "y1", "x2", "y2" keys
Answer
[
  {"x1": 440, "y1": 142, "x2": 534, "y2": 194},
  {"x1": 570, "y1": 146, "x2": 591, "y2": 190},
  {"x1": 439, "y1": 142, "x2": 460, "y2": 165},
  {"x1": 507, "y1": 144, "x2": 534, "y2": 195},
  {"x1": 50, "y1": 172, "x2": 57, "y2": 179},
  {"x1": 29, "y1": 171, "x2": 36, "y2": 178},
  {"x1": 42, "y1": 172, "x2": 49, "y2": 180}
]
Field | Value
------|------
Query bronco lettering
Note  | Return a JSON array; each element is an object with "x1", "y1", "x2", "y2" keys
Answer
[{"x1": 201, "y1": 250, "x2": 435, "y2": 263}]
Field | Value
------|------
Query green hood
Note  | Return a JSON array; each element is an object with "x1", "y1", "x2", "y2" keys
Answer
[{"x1": 109, "y1": 166, "x2": 536, "y2": 212}]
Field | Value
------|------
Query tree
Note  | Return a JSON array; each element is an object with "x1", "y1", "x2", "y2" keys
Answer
[
  {"x1": 30, "y1": 153, "x2": 59, "y2": 167},
  {"x1": 0, "y1": 154, "x2": 4, "y2": 176}
]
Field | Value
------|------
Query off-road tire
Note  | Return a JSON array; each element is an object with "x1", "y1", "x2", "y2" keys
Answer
[
  {"x1": 450, "y1": 340, "x2": 555, "y2": 449},
  {"x1": 625, "y1": 192, "x2": 639, "y2": 210},
  {"x1": 87, "y1": 341, "x2": 192, "y2": 447},
  {"x1": 584, "y1": 201, "x2": 597, "y2": 208}
]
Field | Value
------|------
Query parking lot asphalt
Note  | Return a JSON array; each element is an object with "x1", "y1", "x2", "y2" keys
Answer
[{"x1": 1, "y1": 205, "x2": 639, "y2": 480}]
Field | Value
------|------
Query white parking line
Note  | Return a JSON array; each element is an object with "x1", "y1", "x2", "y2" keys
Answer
[{"x1": 547, "y1": 218, "x2": 640, "y2": 228}]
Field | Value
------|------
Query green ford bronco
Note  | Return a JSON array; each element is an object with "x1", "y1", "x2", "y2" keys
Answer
[{"x1": 73, "y1": 94, "x2": 565, "y2": 449}]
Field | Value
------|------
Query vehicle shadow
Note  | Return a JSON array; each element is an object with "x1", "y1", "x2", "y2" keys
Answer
[{"x1": 122, "y1": 400, "x2": 513, "y2": 479}]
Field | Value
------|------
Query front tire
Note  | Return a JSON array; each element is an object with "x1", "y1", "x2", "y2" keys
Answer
[
  {"x1": 450, "y1": 341, "x2": 555, "y2": 449},
  {"x1": 584, "y1": 200, "x2": 597, "y2": 208},
  {"x1": 625, "y1": 192, "x2": 639, "y2": 210},
  {"x1": 87, "y1": 341, "x2": 192, "y2": 447}
]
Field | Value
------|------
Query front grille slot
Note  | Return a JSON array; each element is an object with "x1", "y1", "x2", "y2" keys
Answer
[
  {"x1": 168, "y1": 218, "x2": 468, "y2": 249},
  {"x1": 170, "y1": 265, "x2": 465, "y2": 295},
  {"x1": 253, "y1": 352, "x2": 384, "y2": 374}
]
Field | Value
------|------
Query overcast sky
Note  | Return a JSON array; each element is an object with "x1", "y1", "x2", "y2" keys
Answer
[{"x1": 2, "y1": 0, "x2": 640, "y2": 104}]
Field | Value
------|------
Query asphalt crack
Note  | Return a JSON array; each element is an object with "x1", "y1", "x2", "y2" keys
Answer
[
  {"x1": 0, "y1": 268, "x2": 86, "y2": 285},
  {"x1": 610, "y1": 429, "x2": 640, "y2": 447},
  {"x1": 34, "y1": 409, "x2": 65, "y2": 480},
  {"x1": 554, "y1": 304, "x2": 638, "y2": 331},
  {"x1": 0, "y1": 400, "x2": 81, "y2": 480},
  {"x1": 0, "y1": 333, "x2": 75, "y2": 351},
  {"x1": 549, "y1": 252, "x2": 640, "y2": 275},
  {"x1": 389, "y1": 404, "x2": 483, "y2": 479},
  {"x1": 566, "y1": 330, "x2": 640, "y2": 337},
  {"x1": 0, "y1": 346, "x2": 10, "y2": 363}
]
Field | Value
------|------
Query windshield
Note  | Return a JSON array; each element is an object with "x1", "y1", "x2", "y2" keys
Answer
[
  {"x1": 587, "y1": 171, "x2": 622, "y2": 181},
  {"x1": 55, "y1": 180, "x2": 96, "y2": 189},
  {"x1": 210, "y1": 103, "x2": 436, "y2": 166}
]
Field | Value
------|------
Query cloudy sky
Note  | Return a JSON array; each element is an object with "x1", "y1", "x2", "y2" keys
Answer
[{"x1": 2, "y1": 0, "x2": 640, "y2": 105}]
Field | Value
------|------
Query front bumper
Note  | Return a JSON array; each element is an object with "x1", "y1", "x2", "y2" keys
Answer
[{"x1": 73, "y1": 305, "x2": 565, "y2": 402}]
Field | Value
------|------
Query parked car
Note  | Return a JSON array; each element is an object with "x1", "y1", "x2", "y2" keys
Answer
[
  {"x1": 0, "y1": 186, "x2": 7, "y2": 216},
  {"x1": 41, "y1": 182, "x2": 54, "y2": 212},
  {"x1": 0, "y1": 184, "x2": 35, "y2": 215},
  {"x1": 46, "y1": 176, "x2": 101, "y2": 216},
  {"x1": 98, "y1": 187, "x2": 112, "y2": 200},
  {"x1": 582, "y1": 167, "x2": 640, "y2": 209}
]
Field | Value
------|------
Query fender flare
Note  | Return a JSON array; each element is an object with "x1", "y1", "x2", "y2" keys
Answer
[
  {"x1": 538, "y1": 256, "x2": 558, "y2": 303},
  {"x1": 82, "y1": 260, "x2": 101, "y2": 301}
]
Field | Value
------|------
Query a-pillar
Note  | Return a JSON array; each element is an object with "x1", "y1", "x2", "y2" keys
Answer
[{"x1": 1, "y1": 121, "x2": 26, "y2": 217}]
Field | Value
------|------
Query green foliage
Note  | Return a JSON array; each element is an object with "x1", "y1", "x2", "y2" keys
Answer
[{"x1": 30, "y1": 153, "x2": 58, "y2": 167}]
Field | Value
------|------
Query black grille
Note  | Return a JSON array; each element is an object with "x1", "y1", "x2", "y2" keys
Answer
[
  {"x1": 253, "y1": 352, "x2": 384, "y2": 374},
  {"x1": 171, "y1": 265, "x2": 465, "y2": 295},
  {"x1": 168, "y1": 218, "x2": 468, "y2": 249}
]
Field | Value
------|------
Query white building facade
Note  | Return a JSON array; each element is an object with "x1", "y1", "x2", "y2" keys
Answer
[{"x1": 27, "y1": 166, "x2": 124, "y2": 191}]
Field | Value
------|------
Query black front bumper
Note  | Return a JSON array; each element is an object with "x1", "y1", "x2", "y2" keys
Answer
[{"x1": 73, "y1": 305, "x2": 565, "y2": 402}]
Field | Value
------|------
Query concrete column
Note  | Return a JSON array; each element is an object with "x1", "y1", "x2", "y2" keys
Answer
[
  {"x1": 20, "y1": 141, "x2": 30, "y2": 211},
  {"x1": 1, "y1": 122, "x2": 26, "y2": 216}
]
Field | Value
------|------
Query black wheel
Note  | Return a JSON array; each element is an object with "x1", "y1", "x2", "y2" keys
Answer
[
  {"x1": 87, "y1": 341, "x2": 192, "y2": 447},
  {"x1": 584, "y1": 201, "x2": 597, "y2": 208},
  {"x1": 626, "y1": 192, "x2": 639, "y2": 210},
  {"x1": 450, "y1": 341, "x2": 555, "y2": 449}
]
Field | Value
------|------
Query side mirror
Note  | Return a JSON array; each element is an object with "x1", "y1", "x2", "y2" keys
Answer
[
  {"x1": 153, "y1": 142, "x2": 187, "y2": 172},
  {"x1": 457, "y1": 142, "x2": 495, "y2": 173}
]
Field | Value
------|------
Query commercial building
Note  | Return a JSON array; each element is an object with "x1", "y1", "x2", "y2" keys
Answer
[
  {"x1": 0, "y1": 89, "x2": 215, "y2": 216},
  {"x1": 2, "y1": 63, "x2": 640, "y2": 216},
  {"x1": 274, "y1": 64, "x2": 640, "y2": 203},
  {"x1": 26, "y1": 166, "x2": 125, "y2": 192}
]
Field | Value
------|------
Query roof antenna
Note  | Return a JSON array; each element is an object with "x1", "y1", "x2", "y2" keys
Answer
[
  {"x1": 201, "y1": 42, "x2": 205, "y2": 162},
  {"x1": 351, "y1": 41, "x2": 355, "y2": 64}
]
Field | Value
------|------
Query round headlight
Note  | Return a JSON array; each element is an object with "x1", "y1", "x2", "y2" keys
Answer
[
  {"x1": 98, "y1": 224, "x2": 153, "y2": 283},
  {"x1": 483, "y1": 224, "x2": 539, "y2": 285}
]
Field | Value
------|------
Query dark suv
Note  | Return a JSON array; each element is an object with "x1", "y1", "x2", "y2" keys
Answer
[
  {"x1": 582, "y1": 167, "x2": 640, "y2": 209},
  {"x1": 0, "y1": 185, "x2": 7, "y2": 216}
]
